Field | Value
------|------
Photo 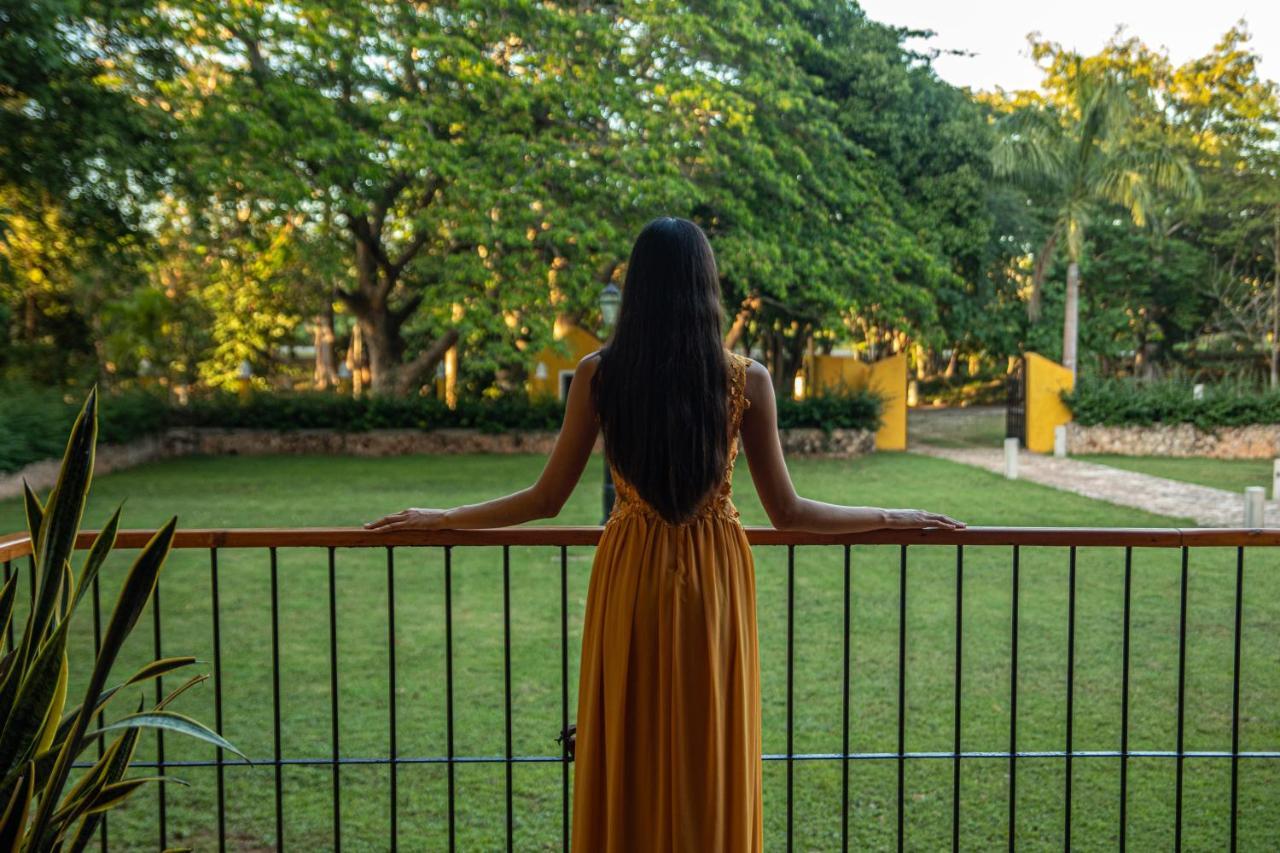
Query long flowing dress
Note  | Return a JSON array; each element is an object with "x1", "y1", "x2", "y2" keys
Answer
[{"x1": 571, "y1": 350, "x2": 763, "y2": 852}]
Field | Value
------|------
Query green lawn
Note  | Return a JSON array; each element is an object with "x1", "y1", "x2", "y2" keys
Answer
[
  {"x1": 1077, "y1": 454, "x2": 1276, "y2": 497},
  {"x1": 2, "y1": 452, "x2": 1275, "y2": 851}
]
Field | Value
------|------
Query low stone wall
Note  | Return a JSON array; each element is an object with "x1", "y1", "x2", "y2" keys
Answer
[
  {"x1": 1, "y1": 425, "x2": 876, "y2": 499},
  {"x1": 1067, "y1": 422, "x2": 1280, "y2": 459}
]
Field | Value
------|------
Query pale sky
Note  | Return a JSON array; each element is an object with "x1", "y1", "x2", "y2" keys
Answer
[{"x1": 856, "y1": 0, "x2": 1279, "y2": 92}]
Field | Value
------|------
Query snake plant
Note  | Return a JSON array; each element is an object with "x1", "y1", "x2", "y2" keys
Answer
[{"x1": 0, "y1": 389, "x2": 241, "y2": 850}]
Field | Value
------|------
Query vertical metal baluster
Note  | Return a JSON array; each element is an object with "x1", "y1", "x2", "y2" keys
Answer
[
  {"x1": 270, "y1": 547, "x2": 284, "y2": 851},
  {"x1": 897, "y1": 545, "x2": 907, "y2": 853},
  {"x1": 328, "y1": 547, "x2": 341, "y2": 852},
  {"x1": 445, "y1": 546, "x2": 456, "y2": 852},
  {"x1": 210, "y1": 549, "x2": 226, "y2": 853},
  {"x1": 1008, "y1": 546, "x2": 1019, "y2": 852},
  {"x1": 503, "y1": 546, "x2": 514, "y2": 852},
  {"x1": 153, "y1": 579, "x2": 167, "y2": 849},
  {"x1": 93, "y1": 573, "x2": 107, "y2": 852},
  {"x1": 786, "y1": 544, "x2": 795, "y2": 853},
  {"x1": 387, "y1": 547, "x2": 398, "y2": 852},
  {"x1": 1174, "y1": 546, "x2": 1189, "y2": 851},
  {"x1": 1064, "y1": 546, "x2": 1076, "y2": 850},
  {"x1": 841, "y1": 545, "x2": 851, "y2": 853},
  {"x1": 952, "y1": 545, "x2": 964, "y2": 852},
  {"x1": 1229, "y1": 547, "x2": 1244, "y2": 853},
  {"x1": 560, "y1": 545, "x2": 569, "y2": 853},
  {"x1": 1119, "y1": 547, "x2": 1132, "y2": 852}
]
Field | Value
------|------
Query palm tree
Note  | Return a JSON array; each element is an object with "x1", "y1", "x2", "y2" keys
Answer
[{"x1": 992, "y1": 59, "x2": 1200, "y2": 377}]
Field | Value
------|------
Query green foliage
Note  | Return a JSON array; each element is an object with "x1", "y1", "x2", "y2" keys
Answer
[
  {"x1": 175, "y1": 392, "x2": 567, "y2": 435},
  {"x1": 776, "y1": 391, "x2": 882, "y2": 434},
  {"x1": 0, "y1": 390, "x2": 238, "y2": 849},
  {"x1": 1065, "y1": 377, "x2": 1280, "y2": 429},
  {"x1": 0, "y1": 385, "x2": 168, "y2": 474}
]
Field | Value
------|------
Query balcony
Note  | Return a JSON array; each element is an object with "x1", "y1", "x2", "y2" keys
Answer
[{"x1": 1, "y1": 525, "x2": 1275, "y2": 850}]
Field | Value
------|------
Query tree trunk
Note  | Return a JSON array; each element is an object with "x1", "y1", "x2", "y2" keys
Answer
[
  {"x1": 1271, "y1": 209, "x2": 1278, "y2": 389},
  {"x1": 312, "y1": 301, "x2": 338, "y2": 389},
  {"x1": 1063, "y1": 260, "x2": 1080, "y2": 378}
]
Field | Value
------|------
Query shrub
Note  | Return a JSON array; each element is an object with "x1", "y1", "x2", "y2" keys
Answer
[
  {"x1": 0, "y1": 390, "x2": 239, "y2": 847},
  {"x1": 1064, "y1": 377, "x2": 1280, "y2": 430},
  {"x1": 0, "y1": 385, "x2": 168, "y2": 474},
  {"x1": 776, "y1": 390, "x2": 882, "y2": 433}
]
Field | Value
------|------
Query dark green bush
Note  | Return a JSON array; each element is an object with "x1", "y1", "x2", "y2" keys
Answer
[
  {"x1": 776, "y1": 390, "x2": 882, "y2": 433},
  {"x1": 0, "y1": 384, "x2": 168, "y2": 473},
  {"x1": 0, "y1": 384, "x2": 882, "y2": 473},
  {"x1": 174, "y1": 392, "x2": 567, "y2": 433},
  {"x1": 1064, "y1": 377, "x2": 1280, "y2": 429}
]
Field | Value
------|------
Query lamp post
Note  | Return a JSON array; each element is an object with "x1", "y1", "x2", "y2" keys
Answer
[
  {"x1": 600, "y1": 282, "x2": 622, "y2": 522},
  {"x1": 237, "y1": 359, "x2": 253, "y2": 399}
]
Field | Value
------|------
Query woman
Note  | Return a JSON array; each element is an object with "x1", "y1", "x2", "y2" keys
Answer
[{"x1": 365, "y1": 217, "x2": 964, "y2": 851}]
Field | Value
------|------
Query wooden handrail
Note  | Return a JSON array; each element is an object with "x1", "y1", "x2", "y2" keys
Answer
[{"x1": 2, "y1": 526, "x2": 1278, "y2": 562}]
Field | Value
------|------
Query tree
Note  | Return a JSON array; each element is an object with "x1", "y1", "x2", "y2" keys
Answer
[
  {"x1": 991, "y1": 36, "x2": 1201, "y2": 377},
  {"x1": 164, "y1": 0, "x2": 732, "y2": 395}
]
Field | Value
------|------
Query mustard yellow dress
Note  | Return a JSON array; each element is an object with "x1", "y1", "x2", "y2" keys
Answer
[{"x1": 571, "y1": 351, "x2": 763, "y2": 852}]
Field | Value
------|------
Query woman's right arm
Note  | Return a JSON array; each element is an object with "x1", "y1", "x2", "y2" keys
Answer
[{"x1": 738, "y1": 359, "x2": 965, "y2": 533}]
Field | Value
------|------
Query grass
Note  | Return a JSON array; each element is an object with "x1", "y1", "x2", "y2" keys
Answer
[
  {"x1": 1, "y1": 451, "x2": 1276, "y2": 851},
  {"x1": 908, "y1": 405, "x2": 1007, "y2": 449},
  {"x1": 1077, "y1": 455, "x2": 1276, "y2": 497}
]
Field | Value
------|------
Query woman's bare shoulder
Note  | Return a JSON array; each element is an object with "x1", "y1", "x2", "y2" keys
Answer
[{"x1": 740, "y1": 356, "x2": 773, "y2": 408}]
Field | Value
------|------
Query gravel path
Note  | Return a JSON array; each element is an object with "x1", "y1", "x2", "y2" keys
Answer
[{"x1": 910, "y1": 444, "x2": 1279, "y2": 528}]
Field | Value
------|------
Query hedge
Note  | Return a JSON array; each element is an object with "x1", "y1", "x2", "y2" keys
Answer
[
  {"x1": 0, "y1": 386, "x2": 883, "y2": 473},
  {"x1": 1064, "y1": 378, "x2": 1280, "y2": 430}
]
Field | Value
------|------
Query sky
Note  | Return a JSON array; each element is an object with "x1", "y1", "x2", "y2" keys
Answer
[{"x1": 856, "y1": 0, "x2": 1279, "y2": 92}]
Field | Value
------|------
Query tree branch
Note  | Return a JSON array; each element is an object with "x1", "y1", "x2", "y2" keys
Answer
[{"x1": 394, "y1": 328, "x2": 461, "y2": 395}]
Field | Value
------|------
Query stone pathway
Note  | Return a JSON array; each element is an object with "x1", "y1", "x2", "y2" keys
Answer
[{"x1": 910, "y1": 444, "x2": 1280, "y2": 528}]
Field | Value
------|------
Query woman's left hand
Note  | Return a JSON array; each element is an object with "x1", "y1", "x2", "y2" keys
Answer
[{"x1": 364, "y1": 508, "x2": 449, "y2": 531}]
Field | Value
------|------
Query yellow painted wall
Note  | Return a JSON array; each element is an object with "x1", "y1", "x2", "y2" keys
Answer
[
  {"x1": 527, "y1": 322, "x2": 602, "y2": 399},
  {"x1": 807, "y1": 352, "x2": 906, "y2": 451},
  {"x1": 1024, "y1": 351, "x2": 1074, "y2": 453}
]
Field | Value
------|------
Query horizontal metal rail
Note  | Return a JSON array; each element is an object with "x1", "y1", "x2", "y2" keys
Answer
[{"x1": 2, "y1": 525, "x2": 1278, "y2": 561}]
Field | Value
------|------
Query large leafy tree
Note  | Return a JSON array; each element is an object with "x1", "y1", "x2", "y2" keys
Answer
[
  {"x1": 991, "y1": 37, "x2": 1200, "y2": 377},
  {"x1": 166, "y1": 0, "x2": 727, "y2": 394}
]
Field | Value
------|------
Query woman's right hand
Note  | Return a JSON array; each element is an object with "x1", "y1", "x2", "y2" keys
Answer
[{"x1": 884, "y1": 509, "x2": 966, "y2": 530}]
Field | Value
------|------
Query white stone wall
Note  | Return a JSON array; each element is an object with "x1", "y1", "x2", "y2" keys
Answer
[{"x1": 1067, "y1": 423, "x2": 1280, "y2": 459}]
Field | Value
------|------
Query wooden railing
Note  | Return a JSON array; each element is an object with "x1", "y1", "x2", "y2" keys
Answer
[{"x1": 1, "y1": 525, "x2": 1275, "y2": 851}]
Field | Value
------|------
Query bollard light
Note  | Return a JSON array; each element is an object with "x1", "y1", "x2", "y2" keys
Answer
[
  {"x1": 1053, "y1": 425, "x2": 1067, "y2": 458},
  {"x1": 1244, "y1": 486, "x2": 1266, "y2": 528},
  {"x1": 1004, "y1": 437, "x2": 1019, "y2": 480}
]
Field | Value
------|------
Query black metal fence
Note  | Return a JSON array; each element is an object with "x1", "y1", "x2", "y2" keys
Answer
[{"x1": 1, "y1": 526, "x2": 1276, "y2": 851}]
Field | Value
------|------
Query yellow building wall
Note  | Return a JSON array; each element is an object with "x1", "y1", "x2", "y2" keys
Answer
[
  {"x1": 1024, "y1": 351, "x2": 1074, "y2": 453},
  {"x1": 527, "y1": 323, "x2": 602, "y2": 399},
  {"x1": 808, "y1": 352, "x2": 906, "y2": 451}
]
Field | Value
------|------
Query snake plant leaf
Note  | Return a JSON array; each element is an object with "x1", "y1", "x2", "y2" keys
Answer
[
  {"x1": 82, "y1": 711, "x2": 245, "y2": 761},
  {"x1": 57, "y1": 560, "x2": 74, "y2": 624},
  {"x1": 0, "y1": 619, "x2": 70, "y2": 774},
  {"x1": 23, "y1": 387, "x2": 97, "y2": 670},
  {"x1": 33, "y1": 653, "x2": 67, "y2": 758},
  {"x1": 28, "y1": 516, "x2": 178, "y2": 846},
  {"x1": 56, "y1": 656, "x2": 198, "y2": 745},
  {"x1": 21, "y1": 484, "x2": 42, "y2": 553},
  {"x1": 83, "y1": 775, "x2": 187, "y2": 817},
  {"x1": 70, "y1": 506, "x2": 120, "y2": 614},
  {"x1": 65, "y1": 724, "x2": 144, "y2": 852},
  {"x1": 0, "y1": 763, "x2": 32, "y2": 852},
  {"x1": 0, "y1": 578, "x2": 15, "y2": 654},
  {"x1": 156, "y1": 674, "x2": 208, "y2": 710}
]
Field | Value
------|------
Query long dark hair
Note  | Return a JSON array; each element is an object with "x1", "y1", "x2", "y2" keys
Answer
[{"x1": 591, "y1": 217, "x2": 729, "y2": 524}]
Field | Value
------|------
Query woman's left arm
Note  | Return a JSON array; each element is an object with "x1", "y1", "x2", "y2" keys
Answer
[{"x1": 364, "y1": 353, "x2": 601, "y2": 532}]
